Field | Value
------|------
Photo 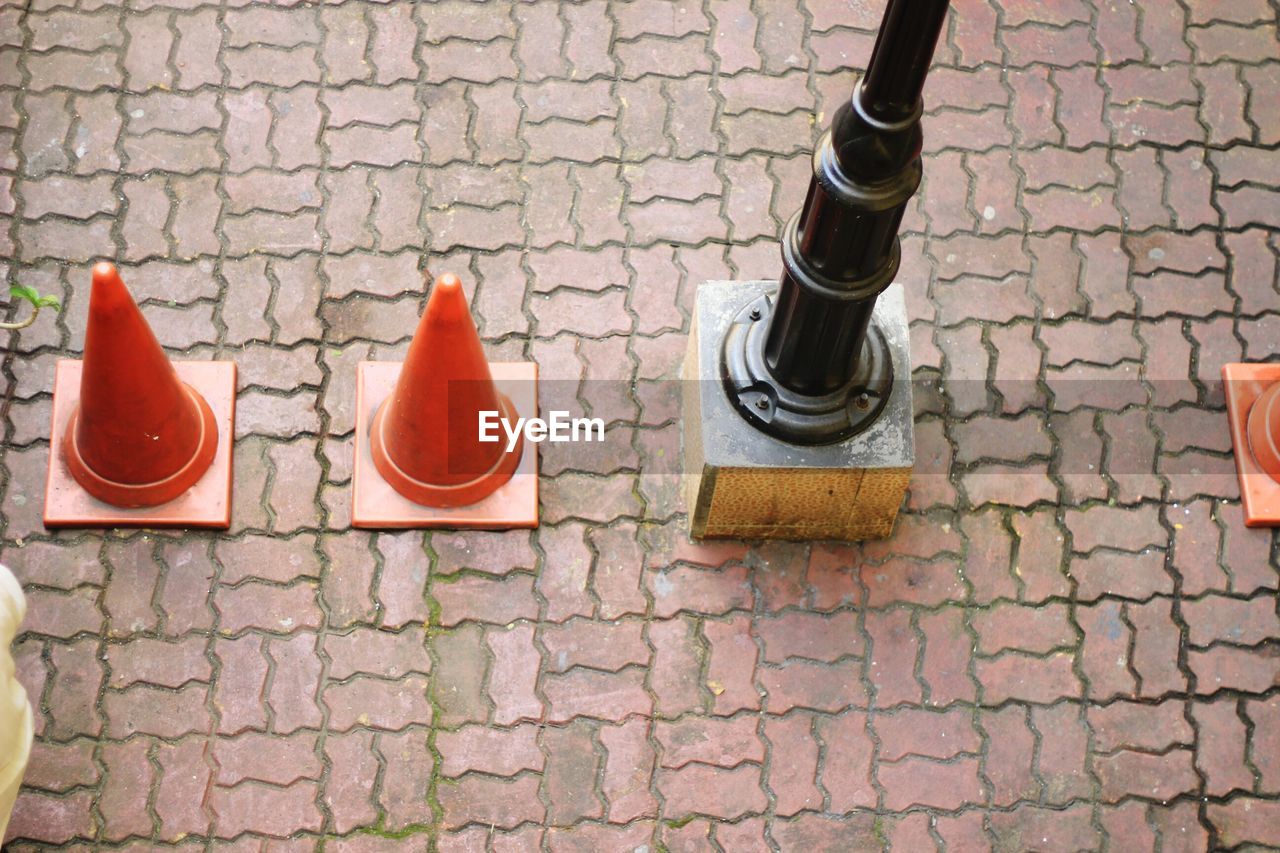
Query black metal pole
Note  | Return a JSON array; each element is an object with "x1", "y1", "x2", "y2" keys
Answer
[{"x1": 721, "y1": 0, "x2": 949, "y2": 444}]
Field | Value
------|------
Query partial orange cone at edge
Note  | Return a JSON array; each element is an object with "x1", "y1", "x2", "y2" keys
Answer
[
  {"x1": 1223, "y1": 362, "x2": 1280, "y2": 527},
  {"x1": 1247, "y1": 382, "x2": 1280, "y2": 483}
]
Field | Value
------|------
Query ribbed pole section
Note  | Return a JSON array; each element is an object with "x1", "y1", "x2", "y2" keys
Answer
[{"x1": 721, "y1": 0, "x2": 949, "y2": 444}]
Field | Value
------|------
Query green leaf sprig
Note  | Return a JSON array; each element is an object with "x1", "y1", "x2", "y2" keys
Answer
[{"x1": 2, "y1": 284, "x2": 62, "y2": 331}]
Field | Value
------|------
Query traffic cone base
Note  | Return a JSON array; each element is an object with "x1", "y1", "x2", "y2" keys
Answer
[
  {"x1": 44, "y1": 359, "x2": 236, "y2": 528},
  {"x1": 1223, "y1": 362, "x2": 1280, "y2": 528},
  {"x1": 64, "y1": 382, "x2": 218, "y2": 508},
  {"x1": 352, "y1": 360, "x2": 539, "y2": 529},
  {"x1": 370, "y1": 388, "x2": 524, "y2": 508}
]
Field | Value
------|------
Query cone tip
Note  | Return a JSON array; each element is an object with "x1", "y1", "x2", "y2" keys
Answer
[
  {"x1": 434, "y1": 273, "x2": 463, "y2": 294},
  {"x1": 92, "y1": 261, "x2": 121, "y2": 287},
  {"x1": 91, "y1": 262, "x2": 128, "y2": 305},
  {"x1": 425, "y1": 272, "x2": 470, "y2": 319}
]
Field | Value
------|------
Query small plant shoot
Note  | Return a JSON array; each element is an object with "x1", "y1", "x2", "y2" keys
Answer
[{"x1": 2, "y1": 284, "x2": 61, "y2": 331}]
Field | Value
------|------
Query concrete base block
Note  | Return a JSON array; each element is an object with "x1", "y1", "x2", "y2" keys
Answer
[{"x1": 683, "y1": 280, "x2": 914, "y2": 540}]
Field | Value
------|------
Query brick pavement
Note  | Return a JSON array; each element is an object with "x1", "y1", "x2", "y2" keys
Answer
[{"x1": 1, "y1": 0, "x2": 1279, "y2": 849}]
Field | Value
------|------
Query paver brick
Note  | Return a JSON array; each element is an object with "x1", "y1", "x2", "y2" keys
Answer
[
  {"x1": 104, "y1": 683, "x2": 211, "y2": 739},
  {"x1": 325, "y1": 673, "x2": 433, "y2": 732},
  {"x1": 436, "y1": 724, "x2": 542, "y2": 780},
  {"x1": 215, "y1": 580, "x2": 322, "y2": 636},
  {"x1": 918, "y1": 607, "x2": 978, "y2": 706},
  {"x1": 209, "y1": 780, "x2": 323, "y2": 840},
  {"x1": 1095, "y1": 747, "x2": 1200, "y2": 802},
  {"x1": 1100, "y1": 801, "x2": 1156, "y2": 850},
  {"x1": 586, "y1": 722, "x2": 653, "y2": 825},
  {"x1": 588, "y1": 525, "x2": 647, "y2": 620},
  {"x1": 877, "y1": 705, "x2": 980, "y2": 761},
  {"x1": 763, "y1": 712, "x2": 821, "y2": 816},
  {"x1": 154, "y1": 737, "x2": 213, "y2": 841},
  {"x1": 1032, "y1": 702, "x2": 1092, "y2": 804},
  {"x1": 106, "y1": 635, "x2": 211, "y2": 690},
  {"x1": 762, "y1": 658, "x2": 867, "y2": 714},
  {"x1": 1190, "y1": 645, "x2": 1280, "y2": 695},
  {"x1": 1070, "y1": 550, "x2": 1173, "y2": 602},
  {"x1": 27, "y1": 49, "x2": 122, "y2": 92},
  {"x1": 1244, "y1": 696, "x2": 1280, "y2": 794},
  {"x1": 1208, "y1": 797, "x2": 1280, "y2": 848},
  {"x1": 1219, "y1": 506, "x2": 1278, "y2": 594},
  {"x1": 812, "y1": 712, "x2": 875, "y2": 811},
  {"x1": 757, "y1": 610, "x2": 861, "y2": 663},
  {"x1": 647, "y1": 563, "x2": 752, "y2": 618},
  {"x1": 543, "y1": 720, "x2": 605, "y2": 825},
  {"x1": 439, "y1": 773, "x2": 544, "y2": 831},
  {"x1": 1183, "y1": 592, "x2": 1280, "y2": 648},
  {"x1": 701, "y1": 614, "x2": 760, "y2": 715},
  {"x1": 265, "y1": 632, "x2": 324, "y2": 734},
  {"x1": 879, "y1": 755, "x2": 984, "y2": 811},
  {"x1": 864, "y1": 608, "x2": 922, "y2": 707},
  {"x1": 326, "y1": 627, "x2": 430, "y2": 680},
  {"x1": 322, "y1": 730, "x2": 379, "y2": 834},
  {"x1": 1192, "y1": 697, "x2": 1253, "y2": 797},
  {"x1": 4, "y1": 790, "x2": 95, "y2": 845},
  {"x1": 97, "y1": 738, "x2": 154, "y2": 841},
  {"x1": 990, "y1": 803, "x2": 1100, "y2": 851},
  {"x1": 21, "y1": 587, "x2": 103, "y2": 639},
  {"x1": 1128, "y1": 597, "x2": 1188, "y2": 697},
  {"x1": 22, "y1": 739, "x2": 98, "y2": 793},
  {"x1": 435, "y1": 571, "x2": 535, "y2": 625},
  {"x1": 1075, "y1": 599, "x2": 1137, "y2": 701},
  {"x1": 657, "y1": 762, "x2": 766, "y2": 821},
  {"x1": 1090, "y1": 699, "x2": 1193, "y2": 752},
  {"x1": 639, "y1": 620, "x2": 703, "y2": 714},
  {"x1": 543, "y1": 666, "x2": 652, "y2": 724},
  {"x1": 542, "y1": 618, "x2": 650, "y2": 674},
  {"x1": 213, "y1": 730, "x2": 321, "y2": 788},
  {"x1": 655, "y1": 714, "x2": 763, "y2": 770},
  {"x1": 379, "y1": 727, "x2": 434, "y2": 830},
  {"x1": 212, "y1": 634, "x2": 270, "y2": 735},
  {"x1": 318, "y1": 533, "x2": 377, "y2": 626},
  {"x1": 977, "y1": 651, "x2": 1081, "y2": 705},
  {"x1": 45, "y1": 638, "x2": 104, "y2": 740},
  {"x1": 984, "y1": 704, "x2": 1039, "y2": 806}
]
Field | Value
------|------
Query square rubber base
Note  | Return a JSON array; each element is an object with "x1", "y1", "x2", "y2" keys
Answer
[
  {"x1": 1223, "y1": 362, "x2": 1280, "y2": 527},
  {"x1": 352, "y1": 361, "x2": 539, "y2": 529},
  {"x1": 44, "y1": 359, "x2": 236, "y2": 529}
]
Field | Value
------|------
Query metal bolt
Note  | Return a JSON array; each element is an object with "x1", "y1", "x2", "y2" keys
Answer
[
  {"x1": 749, "y1": 307, "x2": 762, "y2": 321},
  {"x1": 756, "y1": 396, "x2": 769, "y2": 410},
  {"x1": 854, "y1": 393, "x2": 871, "y2": 410}
]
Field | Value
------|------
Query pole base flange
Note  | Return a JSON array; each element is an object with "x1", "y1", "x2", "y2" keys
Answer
[{"x1": 721, "y1": 292, "x2": 894, "y2": 446}]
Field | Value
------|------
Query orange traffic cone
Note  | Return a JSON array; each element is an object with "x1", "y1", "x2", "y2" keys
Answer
[
  {"x1": 44, "y1": 262, "x2": 236, "y2": 528},
  {"x1": 1248, "y1": 383, "x2": 1280, "y2": 484},
  {"x1": 352, "y1": 272, "x2": 538, "y2": 529},
  {"x1": 1223, "y1": 362, "x2": 1280, "y2": 527}
]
